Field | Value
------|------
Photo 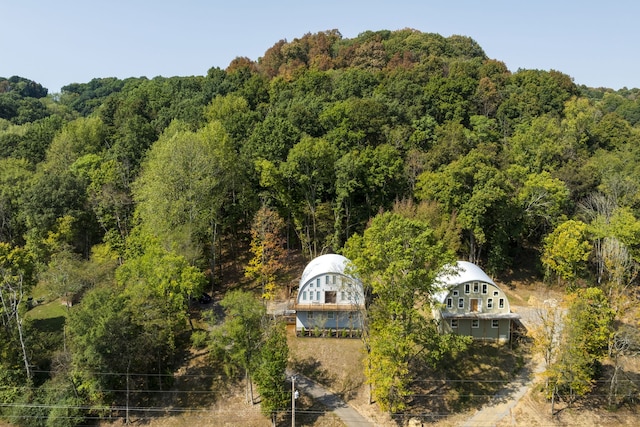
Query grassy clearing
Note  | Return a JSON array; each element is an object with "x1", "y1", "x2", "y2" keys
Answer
[
  {"x1": 26, "y1": 298, "x2": 67, "y2": 340},
  {"x1": 287, "y1": 327, "x2": 366, "y2": 401}
]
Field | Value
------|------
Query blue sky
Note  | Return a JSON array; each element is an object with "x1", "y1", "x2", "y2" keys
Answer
[{"x1": 2, "y1": 1, "x2": 638, "y2": 93}]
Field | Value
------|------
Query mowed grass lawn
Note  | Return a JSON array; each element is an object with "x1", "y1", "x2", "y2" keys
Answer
[{"x1": 26, "y1": 298, "x2": 67, "y2": 332}]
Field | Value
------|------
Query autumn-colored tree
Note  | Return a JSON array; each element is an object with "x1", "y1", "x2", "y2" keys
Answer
[{"x1": 245, "y1": 206, "x2": 287, "y2": 300}]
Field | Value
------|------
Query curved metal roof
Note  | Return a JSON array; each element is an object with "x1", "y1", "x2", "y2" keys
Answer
[
  {"x1": 433, "y1": 261, "x2": 496, "y2": 303},
  {"x1": 299, "y1": 253, "x2": 351, "y2": 285},
  {"x1": 438, "y1": 261, "x2": 496, "y2": 287}
]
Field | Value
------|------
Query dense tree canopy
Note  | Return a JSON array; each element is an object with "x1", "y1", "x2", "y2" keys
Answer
[{"x1": 0, "y1": 27, "x2": 639, "y2": 425}]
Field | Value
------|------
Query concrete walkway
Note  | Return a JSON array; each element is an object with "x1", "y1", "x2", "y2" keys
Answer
[{"x1": 293, "y1": 374, "x2": 372, "y2": 427}]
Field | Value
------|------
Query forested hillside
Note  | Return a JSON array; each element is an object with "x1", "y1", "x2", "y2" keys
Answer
[{"x1": 1, "y1": 29, "x2": 639, "y2": 425}]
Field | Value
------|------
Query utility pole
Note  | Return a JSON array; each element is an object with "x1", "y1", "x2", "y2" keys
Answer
[{"x1": 291, "y1": 375, "x2": 298, "y2": 427}]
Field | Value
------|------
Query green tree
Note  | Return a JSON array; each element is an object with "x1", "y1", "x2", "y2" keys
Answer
[
  {"x1": 39, "y1": 248, "x2": 85, "y2": 309},
  {"x1": 0, "y1": 243, "x2": 35, "y2": 380},
  {"x1": 0, "y1": 158, "x2": 33, "y2": 244},
  {"x1": 497, "y1": 69, "x2": 578, "y2": 131},
  {"x1": 116, "y1": 234, "x2": 206, "y2": 326},
  {"x1": 544, "y1": 288, "x2": 614, "y2": 412},
  {"x1": 133, "y1": 121, "x2": 235, "y2": 271},
  {"x1": 541, "y1": 220, "x2": 592, "y2": 285},
  {"x1": 416, "y1": 145, "x2": 515, "y2": 267},
  {"x1": 514, "y1": 169, "x2": 570, "y2": 243},
  {"x1": 253, "y1": 320, "x2": 289, "y2": 426},
  {"x1": 42, "y1": 117, "x2": 107, "y2": 174},
  {"x1": 85, "y1": 157, "x2": 134, "y2": 255},
  {"x1": 343, "y1": 212, "x2": 466, "y2": 412},
  {"x1": 334, "y1": 144, "x2": 407, "y2": 246},
  {"x1": 209, "y1": 290, "x2": 266, "y2": 404},
  {"x1": 242, "y1": 115, "x2": 300, "y2": 164},
  {"x1": 67, "y1": 286, "x2": 167, "y2": 415},
  {"x1": 320, "y1": 98, "x2": 389, "y2": 150},
  {"x1": 204, "y1": 93, "x2": 259, "y2": 145},
  {"x1": 280, "y1": 136, "x2": 337, "y2": 258}
]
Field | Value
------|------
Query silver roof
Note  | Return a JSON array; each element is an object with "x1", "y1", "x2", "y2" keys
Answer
[{"x1": 299, "y1": 253, "x2": 352, "y2": 285}]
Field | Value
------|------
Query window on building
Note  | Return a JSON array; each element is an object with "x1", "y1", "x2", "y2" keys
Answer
[
  {"x1": 446, "y1": 298, "x2": 452, "y2": 308},
  {"x1": 302, "y1": 291, "x2": 307, "y2": 301},
  {"x1": 493, "y1": 290, "x2": 499, "y2": 296},
  {"x1": 325, "y1": 291, "x2": 336, "y2": 304},
  {"x1": 487, "y1": 298, "x2": 493, "y2": 309},
  {"x1": 451, "y1": 319, "x2": 458, "y2": 328},
  {"x1": 473, "y1": 282, "x2": 479, "y2": 293},
  {"x1": 453, "y1": 290, "x2": 459, "y2": 296},
  {"x1": 499, "y1": 298, "x2": 505, "y2": 309},
  {"x1": 326, "y1": 275, "x2": 330, "y2": 284},
  {"x1": 458, "y1": 298, "x2": 464, "y2": 308},
  {"x1": 482, "y1": 283, "x2": 488, "y2": 294},
  {"x1": 464, "y1": 283, "x2": 470, "y2": 294},
  {"x1": 316, "y1": 291, "x2": 320, "y2": 300},
  {"x1": 470, "y1": 299, "x2": 480, "y2": 312},
  {"x1": 340, "y1": 291, "x2": 346, "y2": 301},
  {"x1": 333, "y1": 275, "x2": 336, "y2": 284},
  {"x1": 308, "y1": 312, "x2": 314, "y2": 319},
  {"x1": 316, "y1": 278, "x2": 320, "y2": 287},
  {"x1": 492, "y1": 319, "x2": 499, "y2": 328},
  {"x1": 472, "y1": 319, "x2": 479, "y2": 328},
  {"x1": 309, "y1": 292, "x2": 314, "y2": 301},
  {"x1": 327, "y1": 311, "x2": 335, "y2": 319}
]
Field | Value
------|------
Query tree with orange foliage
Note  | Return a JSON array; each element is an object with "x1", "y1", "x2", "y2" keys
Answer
[{"x1": 245, "y1": 205, "x2": 287, "y2": 300}]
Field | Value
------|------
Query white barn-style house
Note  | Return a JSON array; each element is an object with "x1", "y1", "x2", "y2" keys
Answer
[
  {"x1": 295, "y1": 254, "x2": 365, "y2": 336},
  {"x1": 433, "y1": 261, "x2": 519, "y2": 342}
]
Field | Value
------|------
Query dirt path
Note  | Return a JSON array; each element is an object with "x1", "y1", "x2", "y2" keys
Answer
[
  {"x1": 459, "y1": 304, "x2": 546, "y2": 427},
  {"x1": 293, "y1": 373, "x2": 373, "y2": 427},
  {"x1": 459, "y1": 355, "x2": 544, "y2": 427}
]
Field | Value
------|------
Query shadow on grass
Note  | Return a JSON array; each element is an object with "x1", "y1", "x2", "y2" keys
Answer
[
  {"x1": 31, "y1": 315, "x2": 66, "y2": 333},
  {"x1": 290, "y1": 355, "x2": 334, "y2": 388},
  {"x1": 398, "y1": 341, "x2": 528, "y2": 424}
]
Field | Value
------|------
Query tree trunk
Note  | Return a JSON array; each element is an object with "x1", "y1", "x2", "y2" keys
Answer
[
  {"x1": 15, "y1": 301, "x2": 31, "y2": 379},
  {"x1": 210, "y1": 221, "x2": 218, "y2": 294},
  {"x1": 608, "y1": 361, "x2": 621, "y2": 407},
  {"x1": 245, "y1": 368, "x2": 254, "y2": 404}
]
